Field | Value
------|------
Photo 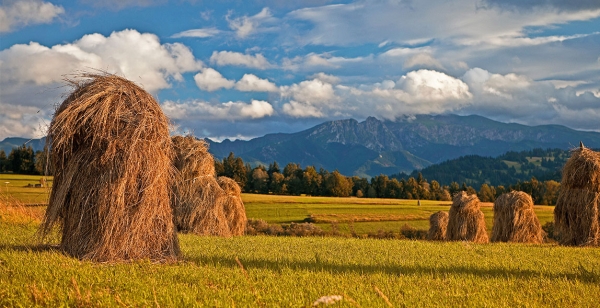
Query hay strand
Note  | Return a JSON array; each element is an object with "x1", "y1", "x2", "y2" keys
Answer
[
  {"x1": 39, "y1": 73, "x2": 179, "y2": 262},
  {"x1": 427, "y1": 211, "x2": 448, "y2": 241},
  {"x1": 447, "y1": 192, "x2": 489, "y2": 243},
  {"x1": 491, "y1": 191, "x2": 543, "y2": 243}
]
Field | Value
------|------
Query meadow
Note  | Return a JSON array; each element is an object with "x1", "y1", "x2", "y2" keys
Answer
[{"x1": 1, "y1": 174, "x2": 598, "y2": 307}]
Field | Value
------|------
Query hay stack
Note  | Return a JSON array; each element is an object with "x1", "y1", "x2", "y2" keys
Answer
[
  {"x1": 171, "y1": 136, "x2": 231, "y2": 236},
  {"x1": 39, "y1": 74, "x2": 180, "y2": 262},
  {"x1": 554, "y1": 145, "x2": 600, "y2": 246},
  {"x1": 427, "y1": 211, "x2": 449, "y2": 241},
  {"x1": 447, "y1": 192, "x2": 489, "y2": 243},
  {"x1": 491, "y1": 191, "x2": 543, "y2": 243},
  {"x1": 217, "y1": 176, "x2": 247, "y2": 236}
]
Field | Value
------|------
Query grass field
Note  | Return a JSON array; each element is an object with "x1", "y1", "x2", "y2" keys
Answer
[{"x1": 1, "y1": 174, "x2": 598, "y2": 307}]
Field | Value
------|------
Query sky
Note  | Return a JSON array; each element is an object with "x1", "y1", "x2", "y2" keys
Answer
[{"x1": 1, "y1": 0, "x2": 599, "y2": 142}]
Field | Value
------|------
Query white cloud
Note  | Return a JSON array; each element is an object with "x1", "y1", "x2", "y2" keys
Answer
[
  {"x1": 0, "y1": 103, "x2": 49, "y2": 140},
  {"x1": 193, "y1": 68, "x2": 235, "y2": 92},
  {"x1": 0, "y1": 29, "x2": 203, "y2": 93},
  {"x1": 235, "y1": 74, "x2": 278, "y2": 92},
  {"x1": 162, "y1": 99, "x2": 274, "y2": 120},
  {"x1": 310, "y1": 72, "x2": 340, "y2": 84},
  {"x1": 282, "y1": 101, "x2": 324, "y2": 118},
  {"x1": 0, "y1": 0, "x2": 64, "y2": 32},
  {"x1": 210, "y1": 51, "x2": 271, "y2": 69},
  {"x1": 404, "y1": 53, "x2": 444, "y2": 70},
  {"x1": 397, "y1": 69, "x2": 472, "y2": 102},
  {"x1": 280, "y1": 78, "x2": 338, "y2": 118},
  {"x1": 171, "y1": 28, "x2": 220, "y2": 38},
  {"x1": 227, "y1": 7, "x2": 275, "y2": 39}
]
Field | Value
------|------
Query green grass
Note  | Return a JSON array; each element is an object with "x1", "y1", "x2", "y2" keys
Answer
[
  {"x1": 1, "y1": 191, "x2": 599, "y2": 307},
  {"x1": 1, "y1": 217, "x2": 599, "y2": 307},
  {"x1": 0, "y1": 174, "x2": 52, "y2": 204}
]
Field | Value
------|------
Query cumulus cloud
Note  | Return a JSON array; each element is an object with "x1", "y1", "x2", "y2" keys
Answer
[
  {"x1": 193, "y1": 68, "x2": 235, "y2": 92},
  {"x1": 481, "y1": 0, "x2": 600, "y2": 12},
  {"x1": 210, "y1": 51, "x2": 272, "y2": 69},
  {"x1": 310, "y1": 72, "x2": 340, "y2": 84},
  {"x1": 235, "y1": 74, "x2": 278, "y2": 92},
  {"x1": 171, "y1": 28, "x2": 220, "y2": 38},
  {"x1": 403, "y1": 53, "x2": 444, "y2": 70},
  {"x1": 0, "y1": 0, "x2": 64, "y2": 32},
  {"x1": 0, "y1": 29, "x2": 203, "y2": 93},
  {"x1": 79, "y1": 0, "x2": 165, "y2": 10},
  {"x1": 280, "y1": 78, "x2": 338, "y2": 117},
  {"x1": 0, "y1": 103, "x2": 49, "y2": 140},
  {"x1": 162, "y1": 99, "x2": 274, "y2": 120},
  {"x1": 227, "y1": 7, "x2": 275, "y2": 39}
]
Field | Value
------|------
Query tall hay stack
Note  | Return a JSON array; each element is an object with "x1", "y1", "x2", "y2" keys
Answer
[
  {"x1": 39, "y1": 74, "x2": 180, "y2": 262},
  {"x1": 217, "y1": 176, "x2": 247, "y2": 236},
  {"x1": 554, "y1": 144, "x2": 600, "y2": 246},
  {"x1": 171, "y1": 136, "x2": 246, "y2": 236},
  {"x1": 491, "y1": 191, "x2": 543, "y2": 243},
  {"x1": 447, "y1": 192, "x2": 489, "y2": 243},
  {"x1": 427, "y1": 211, "x2": 449, "y2": 241}
]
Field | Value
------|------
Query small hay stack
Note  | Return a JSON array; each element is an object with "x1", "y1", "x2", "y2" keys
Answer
[
  {"x1": 217, "y1": 176, "x2": 247, "y2": 236},
  {"x1": 171, "y1": 135, "x2": 231, "y2": 236},
  {"x1": 554, "y1": 144, "x2": 600, "y2": 246},
  {"x1": 427, "y1": 211, "x2": 449, "y2": 241},
  {"x1": 447, "y1": 192, "x2": 489, "y2": 243},
  {"x1": 39, "y1": 74, "x2": 180, "y2": 262},
  {"x1": 491, "y1": 191, "x2": 543, "y2": 243}
]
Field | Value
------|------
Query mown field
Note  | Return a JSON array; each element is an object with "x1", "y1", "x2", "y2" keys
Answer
[{"x1": 1, "y1": 174, "x2": 599, "y2": 307}]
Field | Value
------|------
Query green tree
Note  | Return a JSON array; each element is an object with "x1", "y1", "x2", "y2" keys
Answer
[
  {"x1": 251, "y1": 166, "x2": 269, "y2": 194},
  {"x1": 478, "y1": 183, "x2": 496, "y2": 202},
  {"x1": 541, "y1": 180, "x2": 560, "y2": 205},
  {"x1": 302, "y1": 166, "x2": 322, "y2": 196},
  {"x1": 324, "y1": 170, "x2": 352, "y2": 197}
]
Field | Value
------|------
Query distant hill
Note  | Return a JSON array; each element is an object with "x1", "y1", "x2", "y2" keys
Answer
[
  {"x1": 0, "y1": 137, "x2": 46, "y2": 154},
  {"x1": 391, "y1": 147, "x2": 585, "y2": 188},
  {"x1": 207, "y1": 114, "x2": 600, "y2": 178}
]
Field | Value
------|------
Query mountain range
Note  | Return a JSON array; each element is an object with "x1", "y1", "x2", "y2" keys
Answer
[
  {"x1": 207, "y1": 114, "x2": 600, "y2": 178},
  {"x1": 2, "y1": 114, "x2": 600, "y2": 178}
]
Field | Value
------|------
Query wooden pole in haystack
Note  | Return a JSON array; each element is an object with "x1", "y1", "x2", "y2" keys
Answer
[
  {"x1": 39, "y1": 73, "x2": 180, "y2": 262},
  {"x1": 427, "y1": 211, "x2": 449, "y2": 241},
  {"x1": 447, "y1": 191, "x2": 489, "y2": 243},
  {"x1": 491, "y1": 191, "x2": 543, "y2": 243},
  {"x1": 554, "y1": 143, "x2": 600, "y2": 246}
]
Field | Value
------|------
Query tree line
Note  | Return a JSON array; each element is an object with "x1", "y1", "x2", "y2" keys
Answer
[
  {"x1": 215, "y1": 152, "x2": 561, "y2": 205},
  {"x1": 0, "y1": 145, "x2": 562, "y2": 205},
  {"x1": 0, "y1": 145, "x2": 50, "y2": 175}
]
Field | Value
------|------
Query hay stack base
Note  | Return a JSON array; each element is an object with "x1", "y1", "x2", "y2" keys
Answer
[
  {"x1": 40, "y1": 74, "x2": 180, "y2": 262},
  {"x1": 554, "y1": 146, "x2": 600, "y2": 246},
  {"x1": 492, "y1": 191, "x2": 543, "y2": 243},
  {"x1": 447, "y1": 192, "x2": 489, "y2": 243},
  {"x1": 427, "y1": 211, "x2": 449, "y2": 241}
]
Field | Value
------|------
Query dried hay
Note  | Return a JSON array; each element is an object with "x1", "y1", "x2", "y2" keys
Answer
[
  {"x1": 447, "y1": 191, "x2": 489, "y2": 243},
  {"x1": 427, "y1": 211, "x2": 449, "y2": 241},
  {"x1": 491, "y1": 191, "x2": 543, "y2": 243},
  {"x1": 171, "y1": 135, "x2": 231, "y2": 236},
  {"x1": 554, "y1": 146, "x2": 600, "y2": 246},
  {"x1": 217, "y1": 176, "x2": 247, "y2": 236},
  {"x1": 39, "y1": 73, "x2": 180, "y2": 262}
]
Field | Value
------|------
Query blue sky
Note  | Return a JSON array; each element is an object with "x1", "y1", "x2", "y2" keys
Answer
[{"x1": 1, "y1": 0, "x2": 599, "y2": 141}]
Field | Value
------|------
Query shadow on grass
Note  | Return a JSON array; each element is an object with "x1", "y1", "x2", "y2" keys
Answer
[{"x1": 184, "y1": 254, "x2": 600, "y2": 284}]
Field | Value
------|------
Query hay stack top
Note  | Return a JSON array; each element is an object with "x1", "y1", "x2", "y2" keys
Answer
[
  {"x1": 49, "y1": 74, "x2": 170, "y2": 162},
  {"x1": 494, "y1": 191, "x2": 534, "y2": 211},
  {"x1": 561, "y1": 147, "x2": 600, "y2": 191},
  {"x1": 451, "y1": 191, "x2": 480, "y2": 210}
]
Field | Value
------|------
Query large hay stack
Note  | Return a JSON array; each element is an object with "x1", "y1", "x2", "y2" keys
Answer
[
  {"x1": 447, "y1": 192, "x2": 489, "y2": 243},
  {"x1": 554, "y1": 144, "x2": 600, "y2": 246},
  {"x1": 171, "y1": 136, "x2": 246, "y2": 236},
  {"x1": 39, "y1": 74, "x2": 180, "y2": 262},
  {"x1": 427, "y1": 211, "x2": 449, "y2": 241},
  {"x1": 491, "y1": 191, "x2": 543, "y2": 243}
]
